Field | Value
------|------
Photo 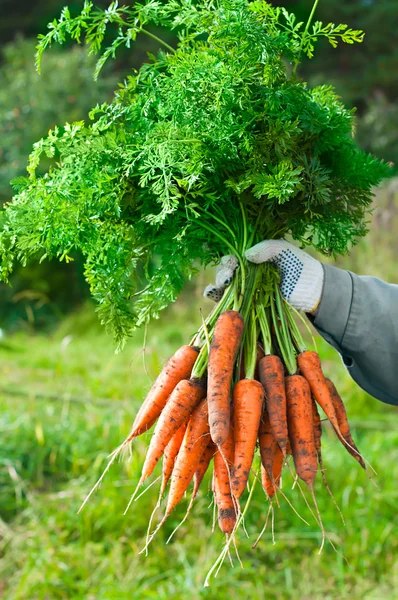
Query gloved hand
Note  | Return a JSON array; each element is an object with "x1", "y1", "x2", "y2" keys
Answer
[
  {"x1": 204, "y1": 241, "x2": 324, "y2": 314},
  {"x1": 203, "y1": 255, "x2": 239, "y2": 302},
  {"x1": 245, "y1": 239, "x2": 324, "y2": 313}
]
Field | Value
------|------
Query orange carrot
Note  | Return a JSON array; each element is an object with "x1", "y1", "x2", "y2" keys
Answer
[
  {"x1": 261, "y1": 446, "x2": 283, "y2": 499},
  {"x1": 160, "y1": 422, "x2": 188, "y2": 497},
  {"x1": 214, "y1": 426, "x2": 236, "y2": 534},
  {"x1": 232, "y1": 379, "x2": 264, "y2": 499},
  {"x1": 143, "y1": 400, "x2": 210, "y2": 548},
  {"x1": 138, "y1": 378, "x2": 205, "y2": 487},
  {"x1": 312, "y1": 398, "x2": 322, "y2": 459},
  {"x1": 193, "y1": 441, "x2": 216, "y2": 498},
  {"x1": 130, "y1": 345, "x2": 199, "y2": 438},
  {"x1": 285, "y1": 375, "x2": 318, "y2": 488},
  {"x1": 258, "y1": 405, "x2": 277, "y2": 477},
  {"x1": 165, "y1": 398, "x2": 211, "y2": 514},
  {"x1": 261, "y1": 464, "x2": 273, "y2": 498},
  {"x1": 326, "y1": 378, "x2": 366, "y2": 469},
  {"x1": 259, "y1": 355, "x2": 288, "y2": 456},
  {"x1": 298, "y1": 351, "x2": 341, "y2": 437},
  {"x1": 312, "y1": 396, "x2": 345, "y2": 524},
  {"x1": 165, "y1": 438, "x2": 216, "y2": 545},
  {"x1": 259, "y1": 405, "x2": 283, "y2": 498},
  {"x1": 208, "y1": 310, "x2": 244, "y2": 446},
  {"x1": 272, "y1": 446, "x2": 284, "y2": 489},
  {"x1": 254, "y1": 344, "x2": 265, "y2": 381}
]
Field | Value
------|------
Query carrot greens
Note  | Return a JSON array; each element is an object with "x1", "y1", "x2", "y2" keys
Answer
[{"x1": 0, "y1": 0, "x2": 389, "y2": 353}]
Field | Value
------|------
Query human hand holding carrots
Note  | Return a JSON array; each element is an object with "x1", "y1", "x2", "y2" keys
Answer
[{"x1": 204, "y1": 240, "x2": 324, "y2": 314}]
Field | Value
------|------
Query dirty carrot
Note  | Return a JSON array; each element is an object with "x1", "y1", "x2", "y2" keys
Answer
[
  {"x1": 326, "y1": 378, "x2": 366, "y2": 469},
  {"x1": 208, "y1": 310, "x2": 244, "y2": 446},
  {"x1": 136, "y1": 378, "x2": 205, "y2": 490},
  {"x1": 254, "y1": 344, "x2": 265, "y2": 381},
  {"x1": 167, "y1": 440, "x2": 216, "y2": 542},
  {"x1": 258, "y1": 405, "x2": 277, "y2": 477},
  {"x1": 160, "y1": 422, "x2": 188, "y2": 497},
  {"x1": 260, "y1": 445, "x2": 283, "y2": 499},
  {"x1": 214, "y1": 425, "x2": 236, "y2": 535},
  {"x1": 312, "y1": 398, "x2": 322, "y2": 460},
  {"x1": 164, "y1": 399, "x2": 211, "y2": 514},
  {"x1": 193, "y1": 441, "x2": 217, "y2": 499},
  {"x1": 259, "y1": 355, "x2": 288, "y2": 456},
  {"x1": 285, "y1": 375, "x2": 317, "y2": 488},
  {"x1": 298, "y1": 351, "x2": 341, "y2": 437},
  {"x1": 142, "y1": 399, "x2": 211, "y2": 551},
  {"x1": 232, "y1": 378, "x2": 264, "y2": 499},
  {"x1": 131, "y1": 345, "x2": 200, "y2": 438}
]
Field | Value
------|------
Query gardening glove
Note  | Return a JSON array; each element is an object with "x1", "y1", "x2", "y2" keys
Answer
[
  {"x1": 203, "y1": 255, "x2": 239, "y2": 302},
  {"x1": 245, "y1": 240, "x2": 324, "y2": 313}
]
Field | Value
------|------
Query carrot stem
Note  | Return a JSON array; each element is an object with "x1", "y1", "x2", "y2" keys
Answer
[
  {"x1": 284, "y1": 297, "x2": 307, "y2": 353},
  {"x1": 257, "y1": 303, "x2": 272, "y2": 355},
  {"x1": 244, "y1": 309, "x2": 258, "y2": 380},
  {"x1": 270, "y1": 292, "x2": 296, "y2": 375},
  {"x1": 239, "y1": 201, "x2": 248, "y2": 254}
]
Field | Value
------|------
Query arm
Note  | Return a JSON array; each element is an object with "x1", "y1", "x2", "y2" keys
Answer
[{"x1": 310, "y1": 264, "x2": 398, "y2": 406}]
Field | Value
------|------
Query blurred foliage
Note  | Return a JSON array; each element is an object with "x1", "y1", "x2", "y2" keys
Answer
[
  {"x1": 276, "y1": 0, "x2": 398, "y2": 106},
  {"x1": 356, "y1": 93, "x2": 398, "y2": 167},
  {"x1": 276, "y1": 1, "x2": 398, "y2": 167},
  {"x1": 0, "y1": 38, "x2": 117, "y2": 201},
  {"x1": 0, "y1": 38, "x2": 118, "y2": 329},
  {"x1": 0, "y1": 0, "x2": 110, "y2": 45}
]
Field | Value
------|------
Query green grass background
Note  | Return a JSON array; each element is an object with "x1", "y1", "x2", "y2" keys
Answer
[{"x1": 1, "y1": 183, "x2": 398, "y2": 599}]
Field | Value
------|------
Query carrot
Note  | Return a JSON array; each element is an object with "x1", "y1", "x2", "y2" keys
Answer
[
  {"x1": 160, "y1": 422, "x2": 188, "y2": 498},
  {"x1": 258, "y1": 405, "x2": 277, "y2": 477},
  {"x1": 258, "y1": 404, "x2": 284, "y2": 499},
  {"x1": 79, "y1": 373, "x2": 203, "y2": 515},
  {"x1": 258, "y1": 355, "x2": 288, "y2": 456},
  {"x1": 254, "y1": 344, "x2": 265, "y2": 381},
  {"x1": 285, "y1": 375, "x2": 317, "y2": 488},
  {"x1": 130, "y1": 345, "x2": 199, "y2": 439},
  {"x1": 208, "y1": 310, "x2": 244, "y2": 446},
  {"x1": 214, "y1": 426, "x2": 236, "y2": 535},
  {"x1": 165, "y1": 398, "x2": 211, "y2": 514},
  {"x1": 312, "y1": 397, "x2": 346, "y2": 524},
  {"x1": 286, "y1": 374, "x2": 329, "y2": 552},
  {"x1": 312, "y1": 398, "x2": 322, "y2": 460},
  {"x1": 232, "y1": 379, "x2": 264, "y2": 499},
  {"x1": 143, "y1": 399, "x2": 210, "y2": 549},
  {"x1": 137, "y1": 378, "x2": 205, "y2": 488},
  {"x1": 193, "y1": 441, "x2": 216, "y2": 498},
  {"x1": 272, "y1": 446, "x2": 284, "y2": 489},
  {"x1": 261, "y1": 447, "x2": 283, "y2": 499},
  {"x1": 298, "y1": 351, "x2": 341, "y2": 437},
  {"x1": 261, "y1": 464, "x2": 274, "y2": 499},
  {"x1": 326, "y1": 378, "x2": 366, "y2": 470},
  {"x1": 167, "y1": 440, "x2": 216, "y2": 542}
]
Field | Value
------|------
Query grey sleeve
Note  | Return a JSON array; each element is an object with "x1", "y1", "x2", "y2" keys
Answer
[{"x1": 310, "y1": 264, "x2": 398, "y2": 406}]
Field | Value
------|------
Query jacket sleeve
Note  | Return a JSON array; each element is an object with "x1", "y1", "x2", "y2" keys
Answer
[{"x1": 309, "y1": 264, "x2": 398, "y2": 406}]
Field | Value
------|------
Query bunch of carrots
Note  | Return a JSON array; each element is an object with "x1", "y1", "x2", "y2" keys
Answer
[{"x1": 80, "y1": 258, "x2": 368, "y2": 578}]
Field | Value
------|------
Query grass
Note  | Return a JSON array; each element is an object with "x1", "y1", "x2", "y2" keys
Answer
[
  {"x1": 0, "y1": 182, "x2": 398, "y2": 599},
  {"x1": 1, "y1": 300, "x2": 398, "y2": 599}
]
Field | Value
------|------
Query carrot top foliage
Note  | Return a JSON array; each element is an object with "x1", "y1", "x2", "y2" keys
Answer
[{"x1": 0, "y1": 0, "x2": 389, "y2": 348}]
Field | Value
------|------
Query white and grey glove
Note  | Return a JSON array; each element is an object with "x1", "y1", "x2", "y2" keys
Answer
[
  {"x1": 245, "y1": 240, "x2": 324, "y2": 313},
  {"x1": 203, "y1": 255, "x2": 239, "y2": 301}
]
